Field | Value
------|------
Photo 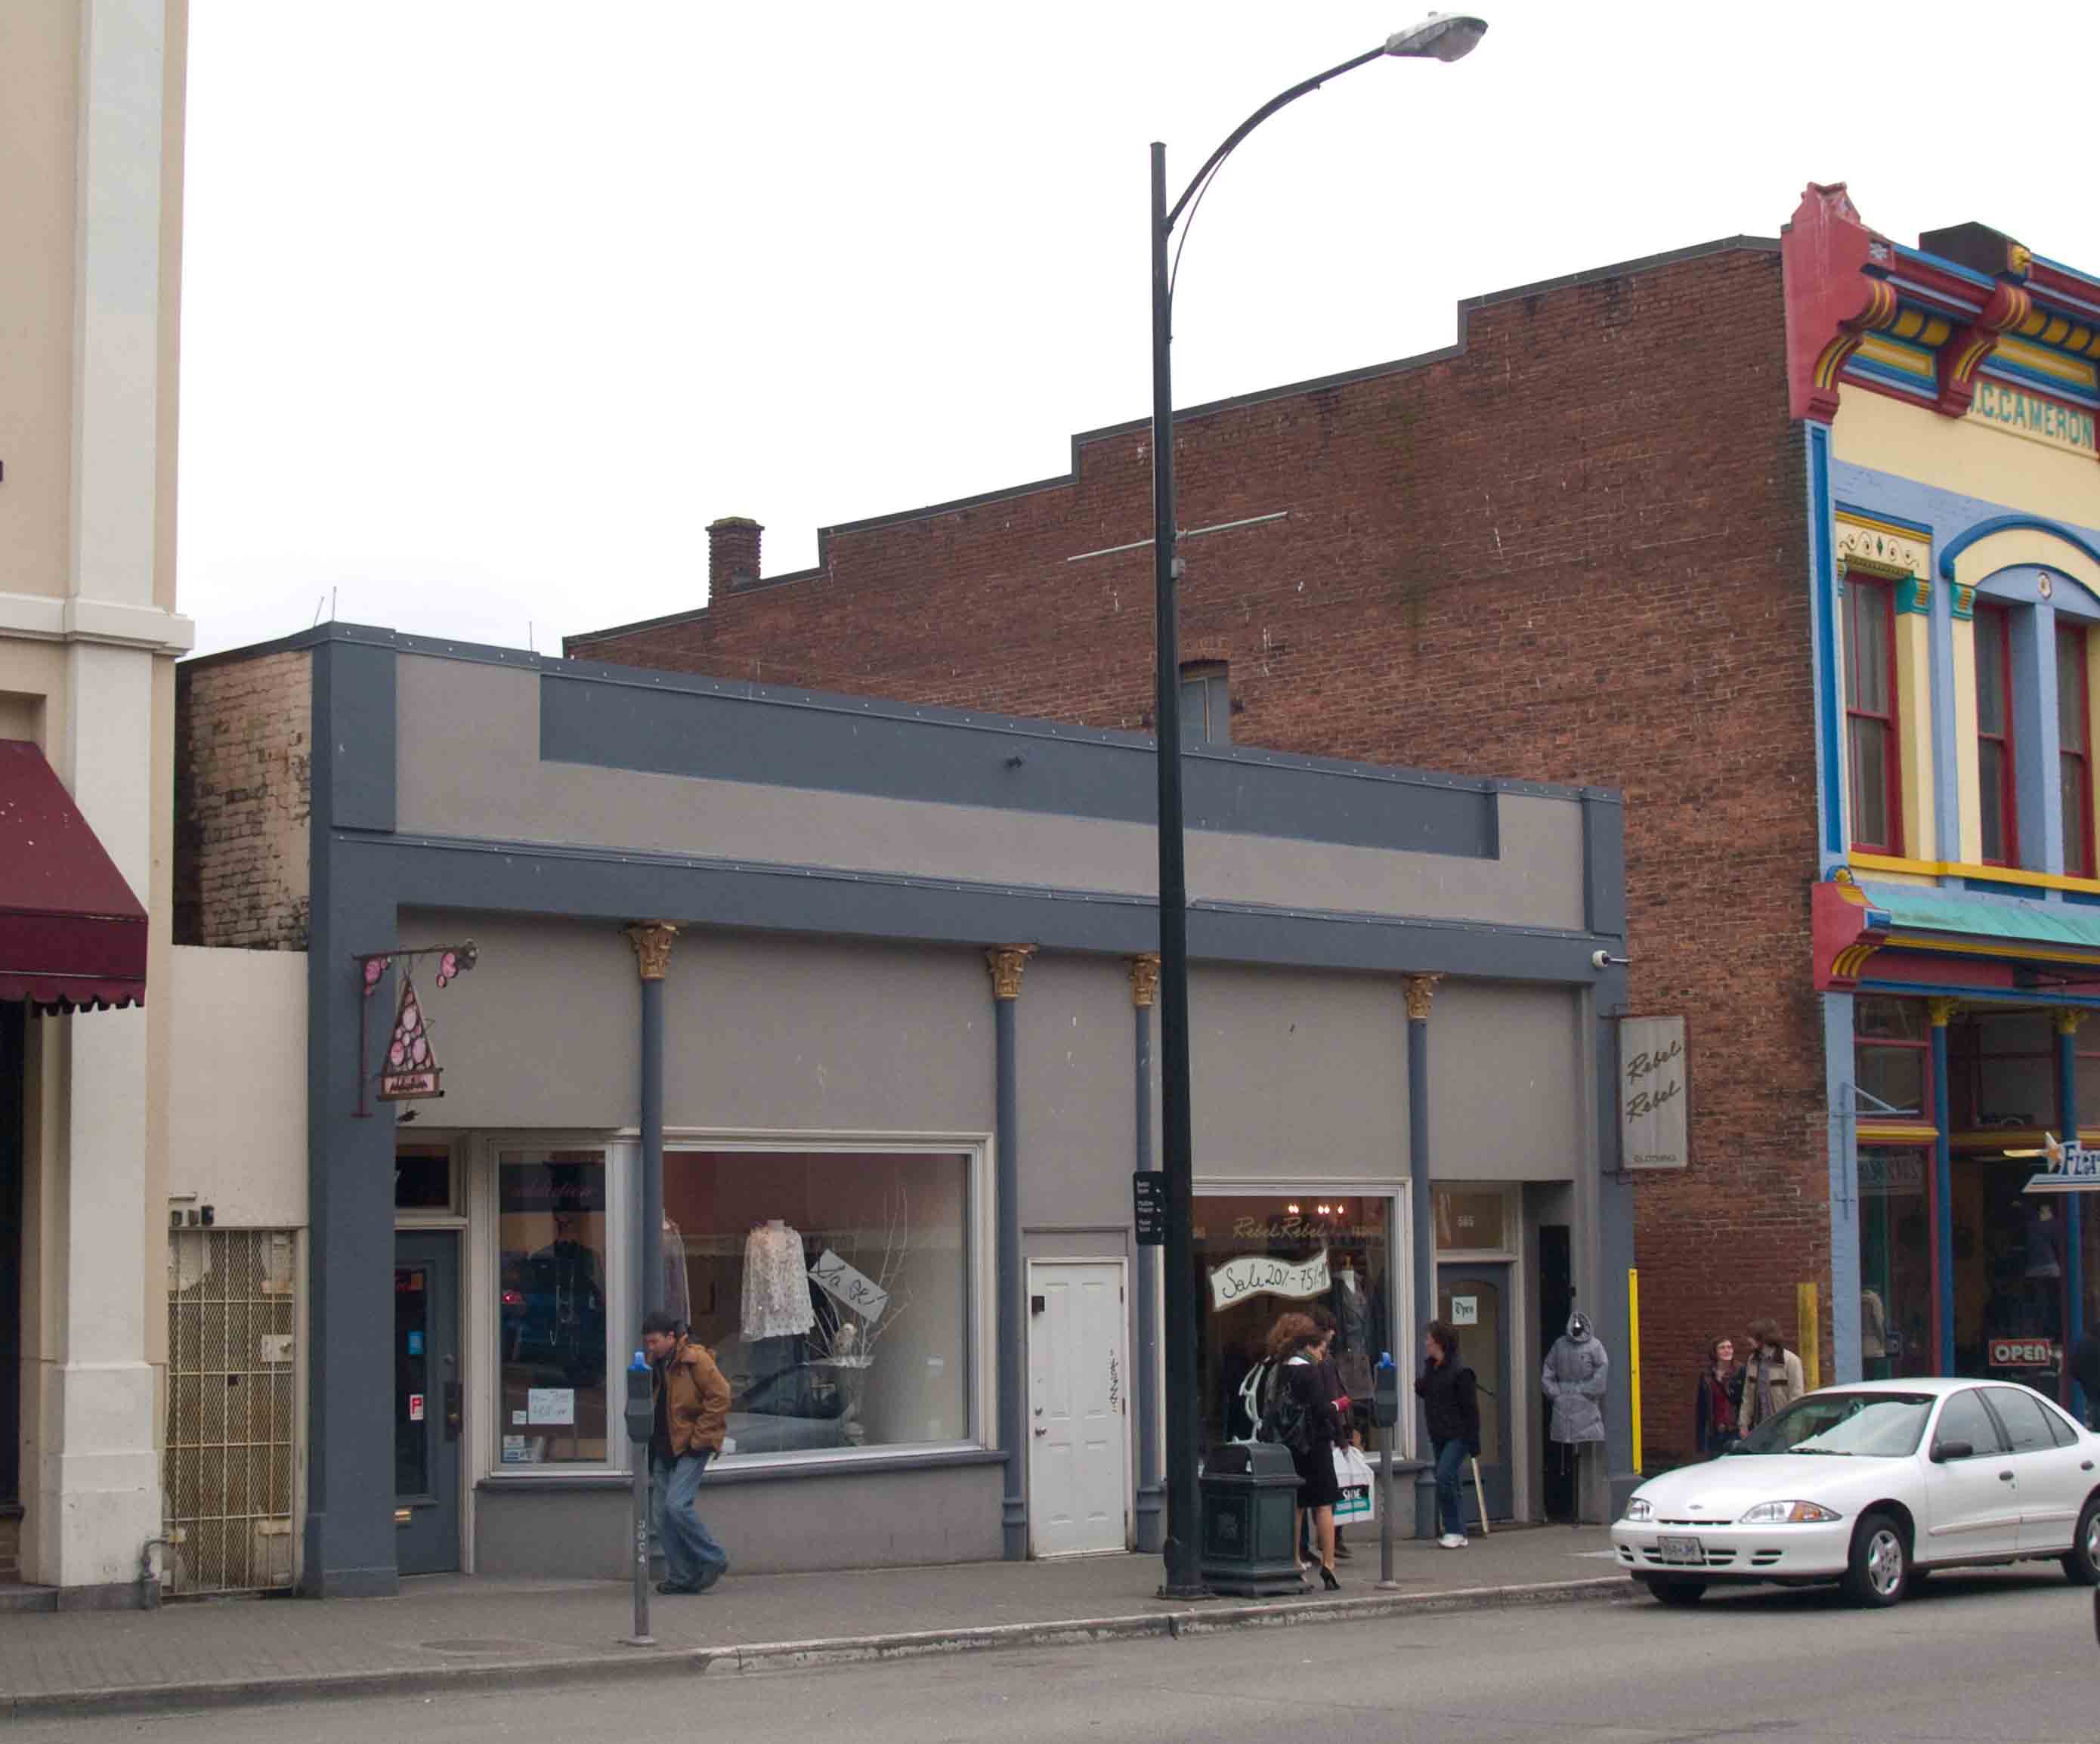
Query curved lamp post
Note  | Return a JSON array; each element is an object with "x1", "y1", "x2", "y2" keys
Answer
[{"x1": 1149, "y1": 14, "x2": 1487, "y2": 1598}]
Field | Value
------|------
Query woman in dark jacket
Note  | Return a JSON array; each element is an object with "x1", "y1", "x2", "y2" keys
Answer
[
  {"x1": 1266, "y1": 1311, "x2": 1344, "y2": 1589},
  {"x1": 1414, "y1": 1319, "x2": 1480, "y2": 1548},
  {"x1": 1693, "y1": 1335, "x2": 1742, "y2": 1457}
]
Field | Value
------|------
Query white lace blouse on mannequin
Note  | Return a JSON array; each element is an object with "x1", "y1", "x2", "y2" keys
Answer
[{"x1": 741, "y1": 1220, "x2": 815, "y2": 1340}]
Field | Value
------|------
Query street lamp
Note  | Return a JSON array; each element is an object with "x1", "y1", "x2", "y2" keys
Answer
[{"x1": 1148, "y1": 15, "x2": 1487, "y2": 1598}]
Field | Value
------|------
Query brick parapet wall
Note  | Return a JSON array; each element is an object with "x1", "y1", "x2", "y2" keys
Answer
[
  {"x1": 174, "y1": 650, "x2": 313, "y2": 950},
  {"x1": 575, "y1": 244, "x2": 1828, "y2": 1462}
]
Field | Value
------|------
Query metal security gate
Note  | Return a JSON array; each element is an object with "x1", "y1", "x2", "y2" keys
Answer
[{"x1": 163, "y1": 1229, "x2": 298, "y2": 1595}]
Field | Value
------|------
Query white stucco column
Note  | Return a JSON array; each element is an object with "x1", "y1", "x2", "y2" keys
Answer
[{"x1": 26, "y1": 0, "x2": 182, "y2": 1594}]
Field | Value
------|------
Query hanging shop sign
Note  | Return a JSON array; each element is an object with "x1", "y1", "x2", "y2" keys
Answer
[
  {"x1": 2014, "y1": 1132, "x2": 2100, "y2": 1193},
  {"x1": 351, "y1": 942, "x2": 477, "y2": 1115},
  {"x1": 1208, "y1": 1248, "x2": 1330, "y2": 1313},
  {"x1": 1619, "y1": 1016, "x2": 1689, "y2": 1170}
]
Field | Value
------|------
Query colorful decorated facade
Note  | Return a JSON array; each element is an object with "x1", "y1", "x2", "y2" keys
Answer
[{"x1": 1793, "y1": 184, "x2": 2100, "y2": 1396}]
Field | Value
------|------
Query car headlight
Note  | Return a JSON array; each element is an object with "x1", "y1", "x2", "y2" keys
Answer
[
  {"x1": 1623, "y1": 1498, "x2": 1653, "y2": 1523},
  {"x1": 1737, "y1": 1500, "x2": 1840, "y2": 1525}
]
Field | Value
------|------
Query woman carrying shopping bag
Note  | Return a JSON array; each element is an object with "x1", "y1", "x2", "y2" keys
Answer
[
  {"x1": 1415, "y1": 1319, "x2": 1480, "y2": 1549},
  {"x1": 1260, "y1": 1312, "x2": 1345, "y2": 1589}
]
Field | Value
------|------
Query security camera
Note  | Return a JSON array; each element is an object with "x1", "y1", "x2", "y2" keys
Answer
[{"x1": 1591, "y1": 949, "x2": 1630, "y2": 970}]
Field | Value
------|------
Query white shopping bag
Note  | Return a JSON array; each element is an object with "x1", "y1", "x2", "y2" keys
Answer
[{"x1": 1333, "y1": 1446, "x2": 1375, "y2": 1522}]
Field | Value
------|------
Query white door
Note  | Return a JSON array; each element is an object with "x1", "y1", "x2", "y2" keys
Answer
[
  {"x1": 1920, "y1": 1387, "x2": 2021, "y2": 1561},
  {"x1": 1985, "y1": 1387, "x2": 2089, "y2": 1553},
  {"x1": 1028, "y1": 1260, "x2": 1129, "y2": 1557}
]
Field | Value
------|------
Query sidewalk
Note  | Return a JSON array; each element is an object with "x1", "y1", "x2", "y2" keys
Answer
[{"x1": 0, "y1": 1525, "x2": 1628, "y2": 1720}]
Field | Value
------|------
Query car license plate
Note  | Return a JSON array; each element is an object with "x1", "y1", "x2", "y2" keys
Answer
[{"x1": 1656, "y1": 1535, "x2": 1705, "y2": 1566}]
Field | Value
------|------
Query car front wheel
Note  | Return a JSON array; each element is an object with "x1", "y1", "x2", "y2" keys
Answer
[
  {"x1": 1641, "y1": 1576, "x2": 1706, "y2": 1607},
  {"x1": 2064, "y1": 1496, "x2": 2100, "y2": 1586},
  {"x1": 1842, "y1": 1511, "x2": 1908, "y2": 1607}
]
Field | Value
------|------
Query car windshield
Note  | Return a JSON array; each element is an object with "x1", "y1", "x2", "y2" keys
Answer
[{"x1": 1730, "y1": 1391, "x2": 1931, "y2": 1458}]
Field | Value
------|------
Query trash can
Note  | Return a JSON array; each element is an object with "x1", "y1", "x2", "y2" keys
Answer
[{"x1": 1198, "y1": 1442, "x2": 1306, "y2": 1595}]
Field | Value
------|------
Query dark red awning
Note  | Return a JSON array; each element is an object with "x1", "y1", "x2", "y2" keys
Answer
[{"x1": 0, "y1": 740, "x2": 147, "y2": 1013}]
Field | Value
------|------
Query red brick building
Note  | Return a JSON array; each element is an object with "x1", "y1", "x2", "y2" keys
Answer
[{"x1": 569, "y1": 233, "x2": 1819, "y2": 1463}]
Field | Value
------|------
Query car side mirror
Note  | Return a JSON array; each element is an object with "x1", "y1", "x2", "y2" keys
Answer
[{"x1": 1931, "y1": 1439, "x2": 1973, "y2": 1463}]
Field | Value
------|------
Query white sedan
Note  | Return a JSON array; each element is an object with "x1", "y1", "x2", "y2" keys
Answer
[{"x1": 1611, "y1": 1377, "x2": 2100, "y2": 1607}]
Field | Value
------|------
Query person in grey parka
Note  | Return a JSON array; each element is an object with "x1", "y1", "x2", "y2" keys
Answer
[{"x1": 1542, "y1": 1310, "x2": 1609, "y2": 1443}]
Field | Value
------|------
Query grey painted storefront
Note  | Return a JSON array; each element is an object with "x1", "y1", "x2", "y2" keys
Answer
[{"x1": 261, "y1": 624, "x2": 1632, "y2": 1594}]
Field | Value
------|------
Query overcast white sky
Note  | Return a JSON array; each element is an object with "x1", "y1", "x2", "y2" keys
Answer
[{"x1": 176, "y1": 1, "x2": 2100, "y2": 657}]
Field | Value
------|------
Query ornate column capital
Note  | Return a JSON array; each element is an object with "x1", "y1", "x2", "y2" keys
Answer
[
  {"x1": 623, "y1": 921, "x2": 680, "y2": 982},
  {"x1": 1127, "y1": 954, "x2": 1161, "y2": 1010},
  {"x1": 1403, "y1": 973, "x2": 1441, "y2": 1022},
  {"x1": 1925, "y1": 996, "x2": 1959, "y2": 1028},
  {"x1": 985, "y1": 945, "x2": 1036, "y2": 1001},
  {"x1": 2057, "y1": 1010, "x2": 2087, "y2": 1038}
]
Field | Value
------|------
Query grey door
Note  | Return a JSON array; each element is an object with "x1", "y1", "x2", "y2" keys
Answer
[
  {"x1": 1437, "y1": 1263, "x2": 1512, "y2": 1523},
  {"x1": 394, "y1": 1231, "x2": 462, "y2": 1575}
]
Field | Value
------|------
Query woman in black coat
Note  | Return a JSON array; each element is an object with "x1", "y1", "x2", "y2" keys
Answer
[
  {"x1": 1414, "y1": 1319, "x2": 1480, "y2": 1548},
  {"x1": 1266, "y1": 1311, "x2": 1344, "y2": 1589}
]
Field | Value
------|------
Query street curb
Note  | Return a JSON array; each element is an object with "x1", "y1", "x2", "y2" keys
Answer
[{"x1": 2, "y1": 1575, "x2": 1633, "y2": 1721}]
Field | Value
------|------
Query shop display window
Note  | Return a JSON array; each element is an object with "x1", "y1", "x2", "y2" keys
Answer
[
  {"x1": 1856, "y1": 1147, "x2": 1932, "y2": 1378},
  {"x1": 663, "y1": 1150, "x2": 971, "y2": 1458},
  {"x1": 1854, "y1": 997, "x2": 1926, "y2": 1121},
  {"x1": 1192, "y1": 1193, "x2": 1392, "y2": 1450},
  {"x1": 496, "y1": 1151, "x2": 610, "y2": 1464}
]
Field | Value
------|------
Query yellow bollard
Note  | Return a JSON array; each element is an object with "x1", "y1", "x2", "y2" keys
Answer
[
  {"x1": 1797, "y1": 1282, "x2": 1821, "y2": 1393},
  {"x1": 1628, "y1": 1267, "x2": 1643, "y2": 1474}
]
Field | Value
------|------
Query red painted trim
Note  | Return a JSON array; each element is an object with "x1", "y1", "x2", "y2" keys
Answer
[
  {"x1": 1935, "y1": 282, "x2": 2034, "y2": 417},
  {"x1": 1845, "y1": 574, "x2": 1904, "y2": 855},
  {"x1": 1782, "y1": 183, "x2": 1900, "y2": 423},
  {"x1": 1812, "y1": 880, "x2": 1885, "y2": 991},
  {"x1": 1975, "y1": 602, "x2": 2018, "y2": 867},
  {"x1": 2061, "y1": 621, "x2": 2095, "y2": 879}
]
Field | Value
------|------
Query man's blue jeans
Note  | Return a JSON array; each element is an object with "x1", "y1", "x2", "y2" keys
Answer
[
  {"x1": 651, "y1": 1449, "x2": 729, "y2": 1591},
  {"x1": 1432, "y1": 1438, "x2": 1468, "y2": 1538}
]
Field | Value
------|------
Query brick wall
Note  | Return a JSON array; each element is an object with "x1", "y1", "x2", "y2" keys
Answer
[
  {"x1": 570, "y1": 241, "x2": 1829, "y2": 1463},
  {"x1": 175, "y1": 651, "x2": 312, "y2": 950}
]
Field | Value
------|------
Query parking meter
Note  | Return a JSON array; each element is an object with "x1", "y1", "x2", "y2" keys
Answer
[
  {"x1": 1372, "y1": 1353, "x2": 1399, "y2": 1427},
  {"x1": 624, "y1": 1350, "x2": 654, "y2": 1443}
]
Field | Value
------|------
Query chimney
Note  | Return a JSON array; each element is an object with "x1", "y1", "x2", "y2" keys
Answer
[
  {"x1": 707, "y1": 517, "x2": 764, "y2": 592},
  {"x1": 1917, "y1": 221, "x2": 2028, "y2": 280}
]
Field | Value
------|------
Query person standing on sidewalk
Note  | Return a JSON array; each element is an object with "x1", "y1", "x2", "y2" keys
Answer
[
  {"x1": 1693, "y1": 1335, "x2": 1743, "y2": 1457},
  {"x1": 1737, "y1": 1317, "x2": 1807, "y2": 1439},
  {"x1": 1415, "y1": 1319, "x2": 1480, "y2": 1549},
  {"x1": 642, "y1": 1310, "x2": 731, "y2": 1594}
]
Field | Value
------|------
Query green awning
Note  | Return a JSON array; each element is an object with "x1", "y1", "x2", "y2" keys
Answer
[{"x1": 1858, "y1": 881, "x2": 2100, "y2": 952}]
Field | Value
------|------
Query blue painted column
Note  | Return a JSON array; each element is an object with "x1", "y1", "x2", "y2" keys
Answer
[
  {"x1": 987, "y1": 946, "x2": 1034, "y2": 1561},
  {"x1": 1929, "y1": 999, "x2": 1956, "y2": 1375},
  {"x1": 1129, "y1": 955, "x2": 1164, "y2": 1555},
  {"x1": 2058, "y1": 1011, "x2": 2085, "y2": 1415}
]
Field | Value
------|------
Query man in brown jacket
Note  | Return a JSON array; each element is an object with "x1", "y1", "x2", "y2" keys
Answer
[{"x1": 642, "y1": 1310, "x2": 731, "y2": 1594}]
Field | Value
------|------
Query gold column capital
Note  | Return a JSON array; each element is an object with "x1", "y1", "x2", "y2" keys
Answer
[
  {"x1": 2057, "y1": 1010, "x2": 2088, "y2": 1038},
  {"x1": 1403, "y1": 973, "x2": 1441, "y2": 1022},
  {"x1": 1127, "y1": 954, "x2": 1161, "y2": 1010},
  {"x1": 985, "y1": 945, "x2": 1036, "y2": 1001},
  {"x1": 1925, "y1": 996, "x2": 1959, "y2": 1028},
  {"x1": 623, "y1": 921, "x2": 680, "y2": 982}
]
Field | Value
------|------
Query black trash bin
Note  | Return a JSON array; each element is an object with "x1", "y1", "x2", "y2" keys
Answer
[{"x1": 1198, "y1": 1441, "x2": 1307, "y2": 1595}]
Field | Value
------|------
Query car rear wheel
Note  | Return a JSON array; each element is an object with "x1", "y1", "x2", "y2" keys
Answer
[
  {"x1": 2063, "y1": 1496, "x2": 2100, "y2": 1586},
  {"x1": 1641, "y1": 1576, "x2": 1706, "y2": 1607},
  {"x1": 1842, "y1": 1511, "x2": 1908, "y2": 1608}
]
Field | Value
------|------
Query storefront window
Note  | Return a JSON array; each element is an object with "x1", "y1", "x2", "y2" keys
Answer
[
  {"x1": 663, "y1": 1150, "x2": 970, "y2": 1458},
  {"x1": 1192, "y1": 1194, "x2": 1391, "y2": 1449},
  {"x1": 496, "y1": 1152, "x2": 609, "y2": 1464},
  {"x1": 1857, "y1": 1147, "x2": 1931, "y2": 1378},
  {"x1": 1854, "y1": 997, "x2": 1926, "y2": 1120},
  {"x1": 1434, "y1": 1187, "x2": 1509, "y2": 1254},
  {"x1": 1951, "y1": 1150, "x2": 2065, "y2": 1384}
]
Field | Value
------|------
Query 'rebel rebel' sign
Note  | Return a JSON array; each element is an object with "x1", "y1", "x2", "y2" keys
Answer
[{"x1": 1619, "y1": 1016, "x2": 1688, "y2": 1170}]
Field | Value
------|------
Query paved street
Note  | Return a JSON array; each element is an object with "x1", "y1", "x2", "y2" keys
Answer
[{"x1": 14, "y1": 1566, "x2": 2095, "y2": 1742}]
